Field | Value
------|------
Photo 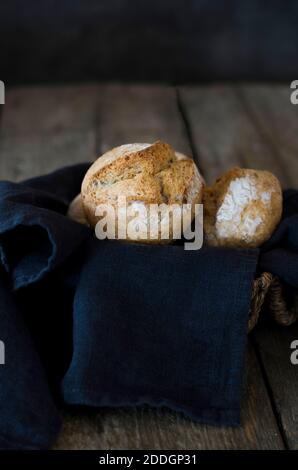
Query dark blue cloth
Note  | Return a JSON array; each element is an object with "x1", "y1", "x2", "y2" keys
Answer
[
  {"x1": 62, "y1": 239, "x2": 256, "y2": 426},
  {"x1": 0, "y1": 273, "x2": 61, "y2": 449},
  {"x1": 259, "y1": 190, "x2": 298, "y2": 287},
  {"x1": 0, "y1": 164, "x2": 296, "y2": 449}
]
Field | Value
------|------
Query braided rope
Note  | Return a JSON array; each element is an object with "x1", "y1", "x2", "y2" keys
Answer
[
  {"x1": 248, "y1": 273, "x2": 273, "y2": 332},
  {"x1": 266, "y1": 277, "x2": 298, "y2": 326},
  {"x1": 248, "y1": 273, "x2": 298, "y2": 332}
]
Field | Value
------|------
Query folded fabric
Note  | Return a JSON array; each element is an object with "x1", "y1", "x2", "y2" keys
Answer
[
  {"x1": 0, "y1": 164, "x2": 90, "y2": 289},
  {"x1": 259, "y1": 189, "x2": 298, "y2": 287},
  {"x1": 0, "y1": 271, "x2": 61, "y2": 449},
  {"x1": 62, "y1": 239, "x2": 257, "y2": 426},
  {"x1": 0, "y1": 164, "x2": 296, "y2": 449}
]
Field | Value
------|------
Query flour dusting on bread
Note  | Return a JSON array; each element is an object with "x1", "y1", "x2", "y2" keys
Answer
[
  {"x1": 217, "y1": 176, "x2": 262, "y2": 239},
  {"x1": 203, "y1": 167, "x2": 282, "y2": 248}
]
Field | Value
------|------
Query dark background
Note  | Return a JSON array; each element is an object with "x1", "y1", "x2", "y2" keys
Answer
[{"x1": 1, "y1": 0, "x2": 298, "y2": 85}]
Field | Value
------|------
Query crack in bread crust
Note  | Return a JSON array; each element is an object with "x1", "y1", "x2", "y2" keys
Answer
[{"x1": 81, "y1": 141, "x2": 204, "y2": 241}]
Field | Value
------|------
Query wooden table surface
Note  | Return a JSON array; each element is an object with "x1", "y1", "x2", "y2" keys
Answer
[{"x1": 0, "y1": 83, "x2": 298, "y2": 450}]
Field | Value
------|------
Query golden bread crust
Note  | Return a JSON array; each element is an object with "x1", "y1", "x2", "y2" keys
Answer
[
  {"x1": 67, "y1": 194, "x2": 89, "y2": 226},
  {"x1": 203, "y1": 167, "x2": 282, "y2": 248},
  {"x1": 81, "y1": 141, "x2": 204, "y2": 243}
]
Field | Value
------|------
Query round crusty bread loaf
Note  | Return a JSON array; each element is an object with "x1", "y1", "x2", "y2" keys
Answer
[
  {"x1": 80, "y1": 141, "x2": 204, "y2": 243},
  {"x1": 203, "y1": 167, "x2": 282, "y2": 248}
]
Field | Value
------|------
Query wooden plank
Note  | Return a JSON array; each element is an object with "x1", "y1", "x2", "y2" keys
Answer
[
  {"x1": 252, "y1": 322, "x2": 298, "y2": 450},
  {"x1": 0, "y1": 83, "x2": 191, "y2": 181},
  {"x1": 178, "y1": 84, "x2": 289, "y2": 186},
  {"x1": 1, "y1": 85, "x2": 99, "y2": 134},
  {"x1": 239, "y1": 84, "x2": 298, "y2": 188},
  {"x1": 239, "y1": 84, "x2": 298, "y2": 449},
  {"x1": 0, "y1": 85, "x2": 98, "y2": 180},
  {"x1": 182, "y1": 86, "x2": 298, "y2": 448},
  {"x1": 0, "y1": 132, "x2": 95, "y2": 181},
  {"x1": 95, "y1": 84, "x2": 191, "y2": 156}
]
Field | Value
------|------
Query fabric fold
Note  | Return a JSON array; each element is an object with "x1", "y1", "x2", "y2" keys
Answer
[
  {"x1": 0, "y1": 165, "x2": 91, "y2": 290},
  {"x1": 0, "y1": 273, "x2": 61, "y2": 449},
  {"x1": 259, "y1": 189, "x2": 298, "y2": 287}
]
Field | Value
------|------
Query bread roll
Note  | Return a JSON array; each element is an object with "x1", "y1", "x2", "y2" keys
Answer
[
  {"x1": 81, "y1": 141, "x2": 204, "y2": 243},
  {"x1": 67, "y1": 194, "x2": 89, "y2": 226},
  {"x1": 203, "y1": 167, "x2": 282, "y2": 248}
]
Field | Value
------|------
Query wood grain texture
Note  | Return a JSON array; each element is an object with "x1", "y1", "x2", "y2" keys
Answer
[
  {"x1": 238, "y1": 84, "x2": 298, "y2": 449},
  {"x1": 0, "y1": 85, "x2": 98, "y2": 180},
  {"x1": 0, "y1": 83, "x2": 287, "y2": 450},
  {"x1": 95, "y1": 84, "x2": 192, "y2": 156},
  {"x1": 253, "y1": 321, "x2": 298, "y2": 450},
  {"x1": 178, "y1": 85, "x2": 289, "y2": 186},
  {"x1": 239, "y1": 85, "x2": 298, "y2": 188},
  {"x1": 1, "y1": 85, "x2": 99, "y2": 134}
]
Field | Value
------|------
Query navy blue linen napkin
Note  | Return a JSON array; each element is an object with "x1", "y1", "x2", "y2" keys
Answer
[
  {"x1": 0, "y1": 164, "x2": 90, "y2": 289},
  {"x1": 62, "y1": 239, "x2": 257, "y2": 426},
  {"x1": 0, "y1": 163, "x2": 295, "y2": 449},
  {"x1": 0, "y1": 271, "x2": 61, "y2": 449}
]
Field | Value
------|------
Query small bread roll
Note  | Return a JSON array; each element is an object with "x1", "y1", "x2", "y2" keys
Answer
[
  {"x1": 203, "y1": 167, "x2": 282, "y2": 248},
  {"x1": 81, "y1": 141, "x2": 204, "y2": 243},
  {"x1": 67, "y1": 194, "x2": 89, "y2": 226}
]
